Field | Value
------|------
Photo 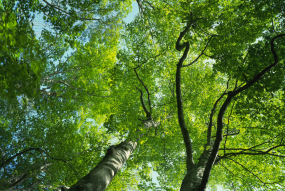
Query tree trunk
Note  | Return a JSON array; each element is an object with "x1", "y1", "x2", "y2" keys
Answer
[
  {"x1": 66, "y1": 118, "x2": 162, "y2": 191},
  {"x1": 180, "y1": 149, "x2": 212, "y2": 191},
  {"x1": 67, "y1": 141, "x2": 137, "y2": 191}
]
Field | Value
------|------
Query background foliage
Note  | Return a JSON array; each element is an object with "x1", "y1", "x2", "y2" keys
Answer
[{"x1": 1, "y1": 0, "x2": 285, "y2": 190}]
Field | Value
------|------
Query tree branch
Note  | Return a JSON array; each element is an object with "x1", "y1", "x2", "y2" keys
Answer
[
  {"x1": 197, "y1": 34, "x2": 285, "y2": 190},
  {"x1": 144, "y1": 0, "x2": 155, "y2": 10},
  {"x1": 220, "y1": 144, "x2": 285, "y2": 158},
  {"x1": 42, "y1": 0, "x2": 100, "y2": 21},
  {"x1": 133, "y1": 68, "x2": 152, "y2": 113},
  {"x1": 225, "y1": 157, "x2": 269, "y2": 188},
  {"x1": 220, "y1": 163, "x2": 251, "y2": 188},
  {"x1": 134, "y1": 51, "x2": 166, "y2": 70},
  {"x1": 232, "y1": 34, "x2": 285, "y2": 96},
  {"x1": 136, "y1": 87, "x2": 151, "y2": 119},
  {"x1": 175, "y1": 22, "x2": 200, "y2": 169},
  {"x1": 0, "y1": 148, "x2": 40, "y2": 169},
  {"x1": 206, "y1": 92, "x2": 226, "y2": 146},
  {"x1": 136, "y1": 0, "x2": 145, "y2": 17},
  {"x1": 182, "y1": 35, "x2": 218, "y2": 67},
  {"x1": 223, "y1": 101, "x2": 235, "y2": 155},
  {"x1": 211, "y1": 131, "x2": 240, "y2": 138},
  {"x1": 0, "y1": 148, "x2": 81, "y2": 178}
]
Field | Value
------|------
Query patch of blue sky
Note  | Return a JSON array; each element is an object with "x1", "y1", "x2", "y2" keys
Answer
[{"x1": 123, "y1": 1, "x2": 139, "y2": 24}]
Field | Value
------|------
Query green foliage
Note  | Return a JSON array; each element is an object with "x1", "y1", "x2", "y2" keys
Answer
[{"x1": 1, "y1": 0, "x2": 285, "y2": 190}]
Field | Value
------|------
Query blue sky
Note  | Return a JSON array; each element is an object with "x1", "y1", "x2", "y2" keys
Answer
[{"x1": 124, "y1": 1, "x2": 139, "y2": 23}]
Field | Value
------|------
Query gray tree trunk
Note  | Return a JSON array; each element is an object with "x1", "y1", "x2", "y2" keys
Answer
[
  {"x1": 66, "y1": 118, "x2": 162, "y2": 191},
  {"x1": 67, "y1": 141, "x2": 137, "y2": 191},
  {"x1": 180, "y1": 149, "x2": 212, "y2": 191}
]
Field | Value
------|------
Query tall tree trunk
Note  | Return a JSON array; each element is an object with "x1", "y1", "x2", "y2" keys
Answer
[
  {"x1": 66, "y1": 119, "x2": 161, "y2": 191},
  {"x1": 180, "y1": 149, "x2": 212, "y2": 191},
  {"x1": 67, "y1": 141, "x2": 137, "y2": 191}
]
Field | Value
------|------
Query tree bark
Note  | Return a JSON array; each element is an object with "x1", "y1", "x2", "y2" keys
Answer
[
  {"x1": 180, "y1": 149, "x2": 212, "y2": 191},
  {"x1": 67, "y1": 141, "x2": 137, "y2": 191},
  {"x1": 66, "y1": 117, "x2": 162, "y2": 191}
]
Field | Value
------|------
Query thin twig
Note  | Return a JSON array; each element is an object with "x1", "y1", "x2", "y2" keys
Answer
[
  {"x1": 225, "y1": 157, "x2": 269, "y2": 188},
  {"x1": 42, "y1": 0, "x2": 100, "y2": 21}
]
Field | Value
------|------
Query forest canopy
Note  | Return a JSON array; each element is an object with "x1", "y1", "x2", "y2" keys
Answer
[{"x1": 1, "y1": 0, "x2": 285, "y2": 190}]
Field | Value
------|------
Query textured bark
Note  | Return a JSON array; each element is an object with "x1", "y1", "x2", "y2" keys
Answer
[
  {"x1": 180, "y1": 149, "x2": 212, "y2": 191},
  {"x1": 66, "y1": 117, "x2": 163, "y2": 191},
  {"x1": 68, "y1": 141, "x2": 136, "y2": 191}
]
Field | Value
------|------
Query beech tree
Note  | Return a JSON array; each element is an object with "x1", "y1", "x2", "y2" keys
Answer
[{"x1": 1, "y1": 0, "x2": 285, "y2": 191}]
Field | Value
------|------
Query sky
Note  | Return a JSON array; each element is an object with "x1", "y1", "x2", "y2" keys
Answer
[{"x1": 124, "y1": 1, "x2": 139, "y2": 23}]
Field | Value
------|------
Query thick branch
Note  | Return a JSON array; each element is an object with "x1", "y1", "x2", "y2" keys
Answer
[
  {"x1": 175, "y1": 22, "x2": 197, "y2": 170},
  {"x1": 206, "y1": 92, "x2": 226, "y2": 146},
  {"x1": 134, "y1": 68, "x2": 152, "y2": 112},
  {"x1": 197, "y1": 34, "x2": 285, "y2": 190},
  {"x1": 176, "y1": 18, "x2": 206, "y2": 51},
  {"x1": 232, "y1": 34, "x2": 285, "y2": 96},
  {"x1": 136, "y1": 87, "x2": 151, "y2": 119}
]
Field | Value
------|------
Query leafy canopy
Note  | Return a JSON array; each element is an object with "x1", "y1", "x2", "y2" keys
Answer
[{"x1": 1, "y1": 0, "x2": 285, "y2": 190}]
